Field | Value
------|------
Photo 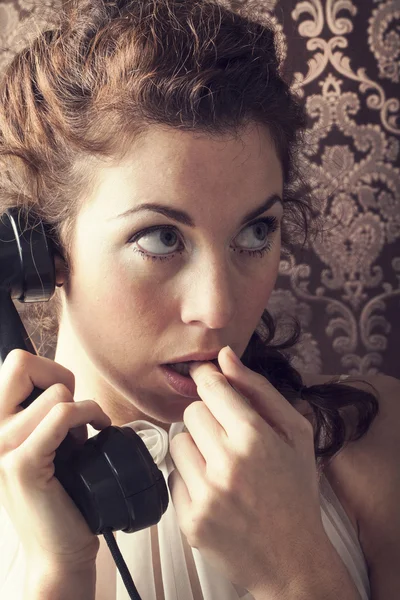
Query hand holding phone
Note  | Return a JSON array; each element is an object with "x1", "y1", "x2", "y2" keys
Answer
[
  {"x1": 0, "y1": 207, "x2": 169, "y2": 600},
  {"x1": 0, "y1": 349, "x2": 111, "y2": 570}
]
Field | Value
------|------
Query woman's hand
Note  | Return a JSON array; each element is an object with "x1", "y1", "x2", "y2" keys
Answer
[
  {"x1": 0, "y1": 349, "x2": 111, "y2": 573},
  {"x1": 167, "y1": 345, "x2": 329, "y2": 598}
]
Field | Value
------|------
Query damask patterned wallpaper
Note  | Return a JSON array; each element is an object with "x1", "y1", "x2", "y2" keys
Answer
[{"x1": 0, "y1": 0, "x2": 399, "y2": 378}]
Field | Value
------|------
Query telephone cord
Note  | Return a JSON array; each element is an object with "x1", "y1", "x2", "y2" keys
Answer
[{"x1": 103, "y1": 528, "x2": 142, "y2": 600}]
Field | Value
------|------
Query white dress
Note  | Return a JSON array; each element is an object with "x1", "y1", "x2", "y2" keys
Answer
[{"x1": 0, "y1": 387, "x2": 371, "y2": 600}]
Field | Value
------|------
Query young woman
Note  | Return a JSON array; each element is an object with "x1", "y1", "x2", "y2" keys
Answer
[{"x1": 0, "y1": 1, "x2": 398, "y2": 599}]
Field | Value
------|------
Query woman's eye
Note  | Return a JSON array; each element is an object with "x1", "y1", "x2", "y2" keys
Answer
[
  {"x1": 235, "y1": 218, "x2": 275, "y2": 250},
  {"x1": 132, "y1": 226, "x2": 181, "y2": 255},
  {"x1": 129, "y1": 216, "x2": 279, "y2": 261}
]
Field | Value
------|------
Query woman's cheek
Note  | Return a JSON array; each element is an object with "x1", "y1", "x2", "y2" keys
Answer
[{"x1": 98, "y1": 267, "x2": 168, "y2": 328}]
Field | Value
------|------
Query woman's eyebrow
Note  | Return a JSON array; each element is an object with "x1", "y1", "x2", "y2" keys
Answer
[{"x1": 111, "y1": 193, "x2": 283, "y2": 227}]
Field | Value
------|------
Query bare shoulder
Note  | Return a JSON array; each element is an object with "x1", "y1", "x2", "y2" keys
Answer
[
  {"x1": 300, "y1": 371, "x2": 399, "y2": 469},
  {"x1": 301, "y1": 371, "x2": 400, "y2": 598}
]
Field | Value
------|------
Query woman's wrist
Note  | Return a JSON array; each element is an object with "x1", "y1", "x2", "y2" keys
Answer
[
  {"x1": 24, "y1": 561, "x2": 97, "y2": 600},
  {"x1": 250, "y1": 535, "x2": 361, "y2": 600}
]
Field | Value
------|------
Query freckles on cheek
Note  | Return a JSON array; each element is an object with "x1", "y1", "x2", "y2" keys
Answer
[
  {"x1": 97, "y1": 270, "x2": 166, "y2": 326},
  {"x1": 257, "y1": 270, "x2": 276, "y2": 299},
  {"x1": 249, "y1": 271, "x2": 278, "y2": 320}
]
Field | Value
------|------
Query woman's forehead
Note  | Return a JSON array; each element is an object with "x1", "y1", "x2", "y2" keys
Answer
[{"x1": 79, "y1": 125, "x2": 283, "y2": 221}]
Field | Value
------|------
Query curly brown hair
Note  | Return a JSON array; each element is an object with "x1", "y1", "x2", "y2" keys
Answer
[{"x1": 0, "y1": 0, "x2": 379, "y2": 467}]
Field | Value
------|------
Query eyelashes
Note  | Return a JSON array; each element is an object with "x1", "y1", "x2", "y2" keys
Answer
[{"x1": 128, "y1": 216, "x2": 280, "y2": 263}]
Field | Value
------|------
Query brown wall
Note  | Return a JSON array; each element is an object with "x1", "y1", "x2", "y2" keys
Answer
[{"x1": 1, "y1": 0, "x2": 399, "y2": 377}]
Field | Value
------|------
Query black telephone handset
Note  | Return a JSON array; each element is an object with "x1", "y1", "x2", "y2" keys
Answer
[{"x1": 0, "y1": 207, "x2": 169, "y2": 599}]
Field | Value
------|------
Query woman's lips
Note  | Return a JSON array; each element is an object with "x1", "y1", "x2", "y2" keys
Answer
[
  {"x1": 160, "y1": 364, "x2": 199, "y2": 397},
  {"x1": 164, "y1": 359, "x2": 221, "y2": 371},
  {"x1": 159, "y1": 359, "x2": 222, "y2": 397}
]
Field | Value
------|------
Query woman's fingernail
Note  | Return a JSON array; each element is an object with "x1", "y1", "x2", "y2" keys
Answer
[{"x1": 226, "y1": 345, "x2": 243, "y2": 367}]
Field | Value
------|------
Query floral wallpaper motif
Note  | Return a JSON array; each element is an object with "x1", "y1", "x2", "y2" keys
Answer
[
  {"x1": 236, "y1": 0, "x2": 400, "y2": 378},
  {"x1": 1, "y1": 0, "x2": 399, "y2": 377}
]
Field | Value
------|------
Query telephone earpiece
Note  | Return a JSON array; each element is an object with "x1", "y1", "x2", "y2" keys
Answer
[{"x1": 0, "y1": 207, "x2": 169, "y2": 536}]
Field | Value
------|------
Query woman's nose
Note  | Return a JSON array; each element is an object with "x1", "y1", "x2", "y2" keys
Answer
[{"x1": 180, "y1": 257, "x2": 237, "y2": 329}]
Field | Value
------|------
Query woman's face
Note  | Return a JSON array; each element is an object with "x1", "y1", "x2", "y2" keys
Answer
[{"x1": 55, "y1": 123, "x2": 284, "y2": 428}]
